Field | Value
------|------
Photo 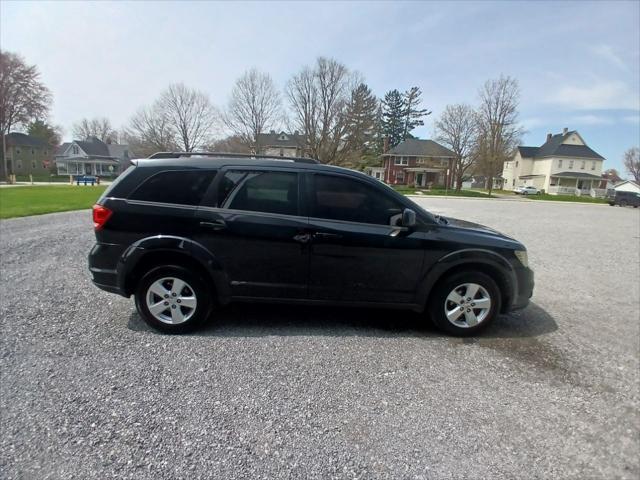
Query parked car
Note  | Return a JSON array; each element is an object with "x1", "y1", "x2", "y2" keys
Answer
[
  {"x1": 608, "y1": 190, "x2": 640, "y2": 208},
  {"x1": 514, "y1": 185, "x2": 540, "y2": 195},
  {"x1": 88, "y1": 152, "x2": 534, "y2": 336}
]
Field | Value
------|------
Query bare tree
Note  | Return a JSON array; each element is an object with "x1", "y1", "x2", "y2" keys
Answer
[
  {"x1": 435, "y1": 104, "x2": 477, "y2": 191},
  {"x1": 124, "y1": 104, "x2": 178, "y2": 157},
  {"x1": 224, "y1": 69, "x2": 281, "y2": 152},
  {"x1": 209, "y1": 134, "x2": 252, "y2": 154},
  {"x1": 158, "y1": 83, "x2": 219, "y2": 151},
  {"x1": 623, "y1": 147, "x2": 640, "y2": 182},
  {"x1": 0, "y1": 50, "x2": 52, "y2": 179},
  {"x1": 475, "y1": 75, "x2": 524, "y2": 196},
  {"x1": 286, "y1": 57, "x2": 356, "y2": 165},
  {"x1": 72, "y1": 117, "x2": 118, "y2": 142}
]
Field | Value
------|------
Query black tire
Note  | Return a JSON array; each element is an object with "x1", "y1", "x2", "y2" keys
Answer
[
  {"x1": 134, "y1": 265, "x2": 211, "y2": 334},
  {"x1": 428, "y1": 271, "x2": 501, "y2": 336}
]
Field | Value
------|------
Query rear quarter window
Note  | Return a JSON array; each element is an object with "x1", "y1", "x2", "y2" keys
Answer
[{"x1": 130, "y1": 170, "x2": 217, "y2": 206}]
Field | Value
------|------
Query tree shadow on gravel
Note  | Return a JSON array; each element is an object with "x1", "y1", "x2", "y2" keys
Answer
[{"x1": 127, "y1": 301, "x2": 557, "y2": 340}]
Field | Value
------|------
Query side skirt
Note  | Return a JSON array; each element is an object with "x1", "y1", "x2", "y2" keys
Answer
[{"x1": 229, "y1": 296, "x2": 424, "y2": 313}]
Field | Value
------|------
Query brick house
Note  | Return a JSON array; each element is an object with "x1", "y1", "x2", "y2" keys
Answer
[{"x1": 381, "y1": 138, "x2": 456, "y2": 187}]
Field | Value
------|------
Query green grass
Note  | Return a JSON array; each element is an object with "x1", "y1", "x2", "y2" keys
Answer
[
  {"x1": 519, "y1": 193, "x2": 607, "y2": 203},
  {"x1": 0, "y1": 185, "x2": 108, "y2": 219},
  {"x1": 394, "y1": 187, "x2": 492, "y2": 198},
  {"x1": 14, "y1": 174, "x2": 70, "y2": 183}
]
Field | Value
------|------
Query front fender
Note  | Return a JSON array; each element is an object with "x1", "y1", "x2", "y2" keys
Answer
[
  {"x1": 117, "y1": 235, "x2": 232, "y2": 301},
  {"x1": 416, "y1": 249, "x2": 517, "y2": 310}
]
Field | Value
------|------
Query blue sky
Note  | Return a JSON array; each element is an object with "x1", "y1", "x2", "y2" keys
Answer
[{"x1": 1, "y1": 0, "x2": 639, "y2": 174}]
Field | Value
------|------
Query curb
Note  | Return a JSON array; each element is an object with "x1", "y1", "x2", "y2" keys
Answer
[{"x1": 405, "y1": 194, "x2": 608, "y2": 206}]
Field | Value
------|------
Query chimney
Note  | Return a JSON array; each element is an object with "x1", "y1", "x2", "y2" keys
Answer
[
  {"x1": 383, "y1": 136, "x2": 389, "y2": 154},
  {"x1": 562, "y1": 127, "x2": 568, "y2": 135},
  {"x1": 546, "y1": 133, "x2": 552, "y2": 142}
]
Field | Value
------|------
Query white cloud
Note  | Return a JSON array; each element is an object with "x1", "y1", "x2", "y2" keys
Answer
[
  {"x1": 567, "y1": 114, "x2": 613, "y2": 125},
  {"x1": 547, "y1": 81, "x2": 640, "y2": 110},
  {"x1": 591, "y1": 44, "x2": 627, "y2": 70},
  {"x1": 623, "y1": 114, "x2": 640, "y2": 125}
]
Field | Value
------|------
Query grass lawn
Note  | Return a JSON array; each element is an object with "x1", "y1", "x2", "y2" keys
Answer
[
  {"x1": 519, "y1": 193, "x2": 607, "y2": 204},
  {"x1": 395, "y1": 187, "x2": 491, "y2": 198},
  {"x1": 14, "y1": 174, "x2": 70, "y2": 183},
  {"x1": 0, "y1": 185, "x2": 108, "y2": 219}
]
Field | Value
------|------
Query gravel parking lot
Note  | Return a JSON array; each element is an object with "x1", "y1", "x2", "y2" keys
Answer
[{"x1": 1, "y1": 198, "x2": 639, "y2": 479}]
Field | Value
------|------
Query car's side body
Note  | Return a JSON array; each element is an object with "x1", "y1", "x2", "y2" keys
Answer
[
  {"x1": 608, "y1": 191, "x2": 640, "y2": 207},
  {"x1": 89, "y1": 157, "x2": 533, "y2": 315}
]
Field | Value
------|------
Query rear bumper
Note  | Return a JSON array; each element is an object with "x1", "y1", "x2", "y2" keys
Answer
[
  {"x1": 88, "y1": 243, "x2": 128, "y2": 297},
  {"x1": 510, "y1": 267, "x2": 534, "y2": 311}
]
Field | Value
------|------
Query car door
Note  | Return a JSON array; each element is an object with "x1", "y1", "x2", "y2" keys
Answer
[
  {"x1": 193, "y1": 167, "x2": 309, "y2": 299},
  {"x1": 306, "y1": 172, "x2": 425, "y2": 304}
]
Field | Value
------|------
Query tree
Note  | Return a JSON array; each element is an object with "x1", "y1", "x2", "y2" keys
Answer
[
  {"x1": 286, "y1": 57, "x2": 356, "y2": 164},
  {"x1": 126, "y1": 83, "x2": 219, "y2": 156},
  {"x1": 72, "y1": 117, "x2": 117, "y2": 142},
  {"x1": 435, "y1": 104, "x2": 477, "y2": 191},
  {"x1": 474, "y1": 75, "x2": 524, "y2": 196},
  {"x1": 224, "y1": 69, "x2": 281, "y2": 152},
  {"x1": 343, "y1": 83, "x2": 378, "y2": 167},
  {"x1": 402, "y1": 86, "x2": 431, "y2": 140},
  {"x1": 209, "y1": 135, "x2": 252, "y2": 154},
  {"x1": 623, "y1": 147, "x2": 640, "y2": 182},
  {"x1": 381, "y1": 89, "x2": 405, "y2": 148},
  {"x1": 158, "y1": 83, "x2": 219, "y2": 152},
  {"x1": 27, "y1": 119, "x2": 61, "y2": 147},
  {"x1": 124, "y1": 104, "x2": 178, "y2": 157},
  {"x1": 0, "y1": 50, "x2": 52, "y2": 179}
]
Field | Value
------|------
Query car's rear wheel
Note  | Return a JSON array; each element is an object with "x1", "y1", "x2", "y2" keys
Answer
[
  {"x1": 135, "y1": 265, "x2": 211, "y2": 333},
  {"x1": 429, "y1": 271, "x2": 501, "y2": 336},
  {"x1": 619, "y1": 200, "x2": 628, "y2": 207}
]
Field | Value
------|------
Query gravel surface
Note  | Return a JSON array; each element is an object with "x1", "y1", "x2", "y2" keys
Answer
[{"x1": 1, "y1": 199, "x2": 639, "y2": 479}]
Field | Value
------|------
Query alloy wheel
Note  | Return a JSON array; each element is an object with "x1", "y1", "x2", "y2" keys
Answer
[
  {"x1": 145, "y1": 277, "x2": 198, "y2": 324},
  {"x1": 444, "y1": 283, "x2": 492, "y2": 328}
]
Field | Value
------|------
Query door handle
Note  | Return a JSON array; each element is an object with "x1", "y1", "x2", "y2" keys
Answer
[
  {"x1": 292, "y1": 233, "x2": 312, "y2": 244},
  {"x1": 199, "y1": 220, "x2": 227, "y2": 231},
  {"x1": 313, "y1": 232, "x2": 342, "y2": 240}
]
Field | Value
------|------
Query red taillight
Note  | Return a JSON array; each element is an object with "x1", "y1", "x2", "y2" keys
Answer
[{"x1": 93, "y1": 204, "x2": 112, "y2": 231}]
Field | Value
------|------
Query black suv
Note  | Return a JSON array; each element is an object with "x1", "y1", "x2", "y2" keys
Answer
[
  {"x1": 607, "y1": 190, "x2": 640, "y2": 208},
  {"x1": 88, "y1": 153, "x2": 534, "y2": 335}
]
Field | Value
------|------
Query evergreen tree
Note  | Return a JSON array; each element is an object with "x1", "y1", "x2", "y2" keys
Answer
[
  {"x1": 344, "y1": 83, "x2": 378, "y2": 161},
  {"x1": 381, "y1": 89, "x2": 405, "y2": 148},
  {"x1": 27, "y1": 120, "x2": 60, "y2": 147},
  {"x1": 402, "y1": 86, "x2": 431, "y2": 140}
]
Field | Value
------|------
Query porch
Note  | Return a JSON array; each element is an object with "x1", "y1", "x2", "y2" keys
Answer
[
  {"x1": 55, "y1": 157, "x2": 119, "y2": 177},
  {"x1": 404, "y1": 167, "x2": 446, "y2": 188},
  {"x1": 548, "y1": 172, "x2": 606, "y2": 197}
]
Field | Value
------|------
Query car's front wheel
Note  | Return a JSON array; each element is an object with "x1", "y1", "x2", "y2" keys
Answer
[
  {"x1": 429, "y1": 271, "x2": 501, "y2": 336},
  {"x1": 135, "y1": 265, "x2": 211, "y2": 333}
]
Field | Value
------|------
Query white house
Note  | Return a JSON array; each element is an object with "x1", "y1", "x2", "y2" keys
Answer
[
  {"x1": 613, "y1": 180, "x2": 640, "y2": 193},
  {"x1": 502, "y1": 128, "x2": 606, "y2": 196},
  {"x1": 55, "y1": 137, "x2": 130, "y2": 176},
  {"x1": 255, "y1": 131, "x2": 308, "y2": 157}
]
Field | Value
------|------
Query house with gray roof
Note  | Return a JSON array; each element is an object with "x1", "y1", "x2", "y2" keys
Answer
[
  {"x1": 2, "y1": 132, "x2": 55, "y2": 177},
  {"x1": 55, "y1": 136, "x2": 130, "y2": 177},
  {"x1": 256, "y1": 131, "x2": 308, "y2": 157},
  {"x1": 502, "y1": 128, "x2": 606, "y2": 196},
  {"x1": 377, "y1": 138, "x2": 456, "y2": 187}
]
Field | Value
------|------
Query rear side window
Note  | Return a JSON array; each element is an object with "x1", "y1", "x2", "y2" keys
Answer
[
  {"x1": 217, "y1": 170, "x2": 298, "y2": 216},
  {"x1": 130, "y1": 170, "x2": 217, "y2": 206},
  {"x1": 312, "y1": 174, "x2": 403, "y2": 225}
]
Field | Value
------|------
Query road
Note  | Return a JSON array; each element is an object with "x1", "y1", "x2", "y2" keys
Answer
[{"x1": 1, "y1": 199, "x2": 638, "y2": 479}]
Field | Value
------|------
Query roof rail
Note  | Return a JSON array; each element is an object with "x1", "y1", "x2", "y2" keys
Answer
[{"x1": 147, "y1": 151, "x2": 319, "y2": 164}]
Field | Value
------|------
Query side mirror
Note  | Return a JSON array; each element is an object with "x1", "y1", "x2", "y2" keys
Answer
[{"x1": 402, "y1": 208, "x2": 416, "y2": 228}]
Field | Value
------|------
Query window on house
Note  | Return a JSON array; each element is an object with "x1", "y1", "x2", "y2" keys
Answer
[
  {"x1": 394, "y1": 157, "x2": 408, "y2": 166},
  {"x1": 591, "y1": 161, "x2": 596, "y2": 170},
  {"x1": 558, "y1": 159, "x2": 563, "y2": 168},
  {"x1": 32, "y1": 161, "x2": 36, "y2": 169},
  {"x1": 417, "y1": 158, "x2": 424, "y2": 164},
  {"x1": 131, "y1": 170, "x2": 218, "y2": 206},
  {"x1": 512, "y1": 179, "x2": 515, "y2": 186},
  {"x1": 16, "y1": 148, "x2": 21, "y2": 154},
  {"x1": 569, "y1": 160, "x2": 574, "y2": 169},
  {"x1": 515, "y1": 160, "x2": 519, "y2": 167},
  {"x1": 279, "y1": 148, "x2": 284, "y2": 157},
  {"x1": 216, "y1": 170, "x2": 299, "y2": 216},
  {"x1": 17, "y1": 160, "x2": 22, "y2": 169},
  {"x1": 72, "y1": 145, "x2": 79, "y2": 154},
  {"x1": 32, "y1": 149, "x2": 35, "y2": 155},
  {"x1": 581, "y1": 161, "x2": 585, "y2": 170}
]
